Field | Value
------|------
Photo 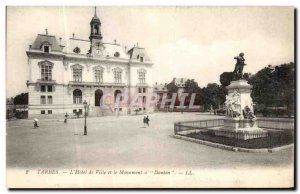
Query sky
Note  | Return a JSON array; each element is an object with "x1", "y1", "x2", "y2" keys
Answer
[{"x1": 6, "y1": 6, "x2": 294, "y2": 98}]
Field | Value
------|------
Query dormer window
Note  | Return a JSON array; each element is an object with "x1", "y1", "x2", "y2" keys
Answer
[
  {"x1": 43, "y1": 45, "x2": 50, "y2": 53},
  {"x1": 41, "y1": 42, "x2": 51, "y2": 53},
  {"x1": 114, "y1": 52, "x2": 120, "y2": 58},
  {"x1": 140, "y1": 57, "x2": 144, "y2": 62},
  {"x1": 73, "y1": 47, "x2": 81, "y2": 54},
  {"x1": 137, "y1": 55, "x2": 140, "y2": 59}
]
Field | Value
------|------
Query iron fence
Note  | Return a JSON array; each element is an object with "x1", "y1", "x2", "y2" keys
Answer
[
  {"x1": 174, "y1": 119, "x2": 224, "y2": 135},
  {"x1": 174, "y1": 118, "x2": 294, "y2": 149}
]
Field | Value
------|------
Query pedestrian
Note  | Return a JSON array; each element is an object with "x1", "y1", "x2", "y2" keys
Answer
[
  {"x1": 64, "y1": 112, "x2": 69, "y2": 124},
  {"x1": 33, "y1": 118, "x2": 39, "y2": 128},
  {"x1": 143, "y1": 116, "x2": 146, "y2": 127},
  {"x1": 146, "y1": 115, "x2": 150, "y2": 127}
]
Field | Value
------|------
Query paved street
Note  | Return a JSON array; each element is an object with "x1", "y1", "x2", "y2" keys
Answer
[{"x1": 7, "y1": 112, "x2": 293, "y2": 169}]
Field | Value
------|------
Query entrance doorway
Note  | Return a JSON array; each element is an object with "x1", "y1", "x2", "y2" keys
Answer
[{"x1": 95, "y1": 89, "x2": 103, "y2": 106}]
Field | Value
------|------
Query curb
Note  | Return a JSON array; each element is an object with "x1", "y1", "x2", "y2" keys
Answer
[{"x1": 171, "y1": 134, "x2": 294, "y2": 153}]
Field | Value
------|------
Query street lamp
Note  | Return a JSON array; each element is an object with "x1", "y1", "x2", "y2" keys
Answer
[{"x1": 83, "y1": 100, "x2": 88, "y2": 135}]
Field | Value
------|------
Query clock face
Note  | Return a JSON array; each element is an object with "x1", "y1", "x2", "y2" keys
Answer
[
  {"x1": 94, "y1": 43, "x2": 105, "y2": 56},
  {"x1": 95, "y1": 49, "x2": 102, "y2": 55}
]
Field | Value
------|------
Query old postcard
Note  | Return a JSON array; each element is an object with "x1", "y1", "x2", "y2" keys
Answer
[{"x1": 6, "y1": 6, "x2": 294, "y2": 188}]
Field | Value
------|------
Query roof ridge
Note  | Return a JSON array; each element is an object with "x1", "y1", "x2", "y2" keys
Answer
[{"x1": 38, "y1": 34, "x2": 55, "y2": 37}]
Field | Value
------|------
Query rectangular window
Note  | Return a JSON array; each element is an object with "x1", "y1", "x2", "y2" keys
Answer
[
  {"x1": 143, "y1": 96, "x2": 146, "y2": 103},
  {"x1": 143, "y1": 88, "x2": 146, "y2": 93},
  {"x1": 41, "y1": 64, "x2": 52, "y2": 81},
  {"x1": 41, "y1": 110, "x2": 45, "y2": 114},
  {"x1": 79, "y1": 109, "x2": 82, "y2": 114},
  {"x1": 73, "y1": 97, "x2": 82, "y2": 104},
  {"x1": 138, "y1": 88, "x2": 142, "y2": 93},
  {"x1": 47, "y1": 96, "x2": 52, "y2": 104},
  {"x1": 138, "y1": 72, "x2": 146, "y2": 84},
  {"x1": 47, "y1": 85, "x2": 52, "y2": 92},
  {"x1": 40, "y1": 96, "x2": 46, "y2": 104},
  {"x1": 114, "y1": 71, "x2": 122, "y2": 83},
  {"x1": 73, "y1": 109, "x2": 77, "y2": 113},
  {"x1": 41, "y1": 85, "x2": 46, "y2": 92},
  {"x1": 48, "y1": 110, "x2": 52, "y2": 114},
  {"x1": 95, "y1": 70, "x2": 103, "y2": 83},
  {"x1": 73, "y1": 68, "x2": 82, "y2": 82},
  {"x1": 140, "y1": 57, "x2": 144, "y2": 62}
]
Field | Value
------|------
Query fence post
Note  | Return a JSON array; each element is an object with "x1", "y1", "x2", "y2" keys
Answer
[{"x1": 268, "y1": 131, "x2": 271, "y2": 149}]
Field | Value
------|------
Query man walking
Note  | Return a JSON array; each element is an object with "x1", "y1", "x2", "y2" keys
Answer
[
  {"x1": 145, "y1": 115, "x2": 150, "y2": 127},
  {"x1": 143, "y1": 116, "x2": 146, "y2": 127}
]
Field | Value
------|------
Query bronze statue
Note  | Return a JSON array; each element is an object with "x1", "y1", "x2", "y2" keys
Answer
[{"x1": 233, "y1": 52, "x2": 246, "y2": 80}]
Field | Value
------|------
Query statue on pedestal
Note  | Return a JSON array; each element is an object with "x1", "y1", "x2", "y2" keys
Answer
[{"x1": 233, "y1": 52, "x2": 246, "y2": 80}]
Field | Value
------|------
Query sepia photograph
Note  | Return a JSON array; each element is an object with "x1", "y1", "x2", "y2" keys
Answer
[{"x1": 5, "y1": 6, "x2": 295, "y2": 188}]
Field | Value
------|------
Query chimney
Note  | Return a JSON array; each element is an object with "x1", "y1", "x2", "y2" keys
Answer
[
  {"x1": 114, "y1": 40, "x2": 117, "y2": 44},
  {"x1": 72, "y1": 33, "x2": 75, "y2": 39}
]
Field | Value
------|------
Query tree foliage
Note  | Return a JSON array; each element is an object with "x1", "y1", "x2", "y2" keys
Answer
[
  {"x1": 202, "y1": 83, "x2": 226, "y2": 110},
  {"x1": 166, "y1": 81, "x2": 178, "y2": 93},
  {"x1": 13, "y1": 93, "x2": 28, "y2": 105},
  {"x1": 219, "y1": 72, "x2": 234, "y2": 87},
  {"x1": 220, "y1": 72, "x2": 251, "y2": 88},
  {"x1": 249, "y1": 62, "x2": 294, "y2": 114}
]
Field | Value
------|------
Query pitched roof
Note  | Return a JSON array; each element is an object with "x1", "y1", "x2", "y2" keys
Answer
[
  {"x1": 127, "y1": 47, "x2": 151, "y2": 62},
  {"x1": 65, "y1": 38, "x2": 129, "y2": 59},
  {"x1": 66, "y1": 38, "x2": 90, "y2": 54},
  {"x1": 103, "y1": 43, "x2": 129, "y2": 59},
  {"x1": 31, "y1": 34, "x2": 62, "y2": 52}
]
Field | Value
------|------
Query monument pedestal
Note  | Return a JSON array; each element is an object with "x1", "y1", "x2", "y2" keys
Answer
[
  {"x1": 215, "y1": 79, "x2": 267, "y2": 140},
  {"x1": 215, "y1": 118, "x2": 267, "y2": 140}
]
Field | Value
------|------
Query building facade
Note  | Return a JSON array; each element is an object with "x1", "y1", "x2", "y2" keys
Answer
[{"x1": 26, "y1": 8, "x2": 153, "y2": 118}]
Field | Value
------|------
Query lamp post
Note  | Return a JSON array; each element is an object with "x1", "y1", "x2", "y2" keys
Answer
[{"x1": 83, "y1": 100, "x2": 87, "y2": 135}]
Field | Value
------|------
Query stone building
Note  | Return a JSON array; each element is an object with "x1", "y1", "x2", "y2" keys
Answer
[{"x1": 26, "y1": 8, "x2": 153, "y2": 118}]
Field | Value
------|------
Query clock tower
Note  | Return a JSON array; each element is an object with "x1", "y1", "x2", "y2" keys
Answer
[{"x1": 89, "y1": 7, "x2": 104, "y2": 56}]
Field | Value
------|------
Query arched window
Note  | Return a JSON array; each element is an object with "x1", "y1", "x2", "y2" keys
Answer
[
  {"x1": 94, "y1": 26, "x2": 99, "y2": 34},
  {"x1": 73, "y1": 89, "x2": 82, "y2": 104},
  {"x1": 39, "y1": 61, "x2": 53, "y2": 81}
]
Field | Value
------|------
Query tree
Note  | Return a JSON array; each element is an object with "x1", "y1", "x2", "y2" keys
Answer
[
  {"x1": 166, "y1": 81, "x2": 178, "y2": 93},
  {"x1": 184, "y1": 79, "x2": 203, "y2": 106},
  {"x1": 249, "y1": 62, "x2": 294, "y2": 116},
  {"x1": 13, "y1": 93, "x2": 28, "y2": 105},
  {"x1": 220, "y1": 72, "x2": 251, "y2": 88},
  {"x1": 219, "y1": 72, "x2": 234, "y2": 87},
  {"x1": 202, "y1": 83, "x2": 226, "y2": 110}
]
